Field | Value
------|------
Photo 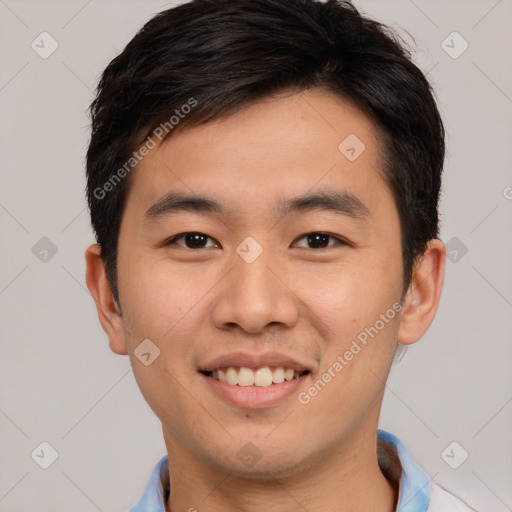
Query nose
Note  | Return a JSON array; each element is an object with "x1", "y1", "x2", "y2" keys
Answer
[{"x1": 211, "y1": 244, "x2": 299, "y2": 334}]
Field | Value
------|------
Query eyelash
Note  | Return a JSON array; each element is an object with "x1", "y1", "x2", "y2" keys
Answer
[{"x1": 162, "y1": 232, "x2": 352, "y2": 250}]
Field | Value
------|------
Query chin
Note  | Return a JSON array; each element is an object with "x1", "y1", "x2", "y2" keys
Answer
[{"x1": 204, "y1": 442, "x2": 314, "y2": 480}]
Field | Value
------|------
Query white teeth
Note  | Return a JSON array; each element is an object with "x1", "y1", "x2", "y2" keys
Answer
[
  {"x1": 226, "y1": 367, "x2": 238, "y2": 386},
  {"x1": 209, "y1": 366, "x2": 305, "y2": 387},
  {"x1": 272, "y1": 367, "x2": 285, "y2": 383},
  {"x1": 254, "y1": 367, "x2": 273, "y2": 387},
  {"x1": 238, "y1": 367, "x2": 255, "y2": 386}
]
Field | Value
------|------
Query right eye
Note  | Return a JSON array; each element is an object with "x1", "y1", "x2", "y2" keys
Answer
[{"x1": 163, "y1": 232, "x2": 220, "y2": 249}]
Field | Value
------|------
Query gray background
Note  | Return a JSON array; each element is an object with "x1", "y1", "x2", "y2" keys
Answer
[{"x1": 0, "y1": 0, "x2": 511, "y2": 511}]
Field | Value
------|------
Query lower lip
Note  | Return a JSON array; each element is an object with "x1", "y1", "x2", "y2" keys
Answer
[{"x1": 200, "y1": 373, "x2": 308, "y2": 409}]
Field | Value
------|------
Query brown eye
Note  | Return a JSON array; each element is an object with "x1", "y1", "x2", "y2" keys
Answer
[
  {"x1": 293, "y1": 232, "x2": 348, "y2": 249},
  {"x1": 165, "y1": 232, "x2": 219, "y2": 249}
]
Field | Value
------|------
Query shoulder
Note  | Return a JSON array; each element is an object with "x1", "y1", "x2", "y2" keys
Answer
[{"x1": 428, "y1": 482, "x2": 478, "y2": 512}]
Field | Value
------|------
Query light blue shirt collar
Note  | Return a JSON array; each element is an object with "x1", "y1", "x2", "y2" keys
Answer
[
  {"x1": 129, "y1": 429, "x2": 431, "y2": 512},
  {"x1": 378, "y1": 429, "x2": 431, "y2": 511}
]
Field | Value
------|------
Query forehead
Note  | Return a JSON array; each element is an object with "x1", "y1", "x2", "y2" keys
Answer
[{"x1": 124, "y1": 88, "x2": 390, "y2": 222}]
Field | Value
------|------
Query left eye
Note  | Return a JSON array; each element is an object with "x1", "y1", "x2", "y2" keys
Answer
[{"x1": 293, "y1": 232, "x2": 346, "y2": 249}]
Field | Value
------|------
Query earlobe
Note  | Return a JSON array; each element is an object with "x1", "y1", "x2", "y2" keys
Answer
[
  {"x1": 397, "y1": 239, "x2": 446, "y2": 346},
  {"x1": 85, "y1": 244, "x2": 128, "y2": 355}
]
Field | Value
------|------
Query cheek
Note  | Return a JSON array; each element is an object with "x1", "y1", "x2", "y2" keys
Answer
[
  {"x1": 296, "y1": 268, "x2": 402, "y2": 432},
  {"x1": 118, "y1": 259, "x2": 206, "y2": 421},
  {"x1": 117, "y1": 252, "x2": 206, "y2": 341},
  {"x1": 301, "y1": 258, "x2": 402, "y2": 338},
  {"x1": 295, "y1": 255, "x2": 403, "y2": 410},
  {"x1": 117, "y1": 253, "x2": 215, "y2": 400}
]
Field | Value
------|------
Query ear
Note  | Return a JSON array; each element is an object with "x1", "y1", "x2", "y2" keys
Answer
[
  {"x1": 397, "y1": 238, "x2": 446, "y2": 345},
  {"x1": 85, "y1": 244, "x2": 128, "y2": 355}
]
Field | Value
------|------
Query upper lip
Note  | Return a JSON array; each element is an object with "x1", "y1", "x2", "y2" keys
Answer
[{"x1": 199, "y1": 352, "x2": 314, "y2": 373}]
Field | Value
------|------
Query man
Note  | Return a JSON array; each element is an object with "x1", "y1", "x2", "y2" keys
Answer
[{"x1": 84, "y1": 0, "x2": 477, "y2": 510}]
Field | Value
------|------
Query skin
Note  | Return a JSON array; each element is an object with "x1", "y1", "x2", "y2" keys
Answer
[{"x1": 86, "y1": 88, "x2": 445, "y2": 512}]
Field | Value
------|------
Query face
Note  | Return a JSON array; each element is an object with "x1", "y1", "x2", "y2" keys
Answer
[{"x1": 88, "y1": 88, "x2": 440, "y2": 478}]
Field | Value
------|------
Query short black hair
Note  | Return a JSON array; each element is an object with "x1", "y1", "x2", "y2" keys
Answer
[{"x1": 86, "y1": 0, "x2": 445, "y2": 305}]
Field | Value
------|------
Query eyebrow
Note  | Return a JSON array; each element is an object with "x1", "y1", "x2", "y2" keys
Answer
[
  {"x1": 144, "y1": 189, "x2": 370, "y2": 223},
  {"x1": 277, "y1": 189, "x2": 369, "y2": 220}
]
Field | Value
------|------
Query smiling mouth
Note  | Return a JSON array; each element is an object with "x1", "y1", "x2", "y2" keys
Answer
[{"x1": 201, "y1": 366, "x2": 310, "y2": 388}]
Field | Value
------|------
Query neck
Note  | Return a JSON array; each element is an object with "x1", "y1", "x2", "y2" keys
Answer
[{"x1": 162, "y1": 426, "x2": 399, "y2": 512}]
